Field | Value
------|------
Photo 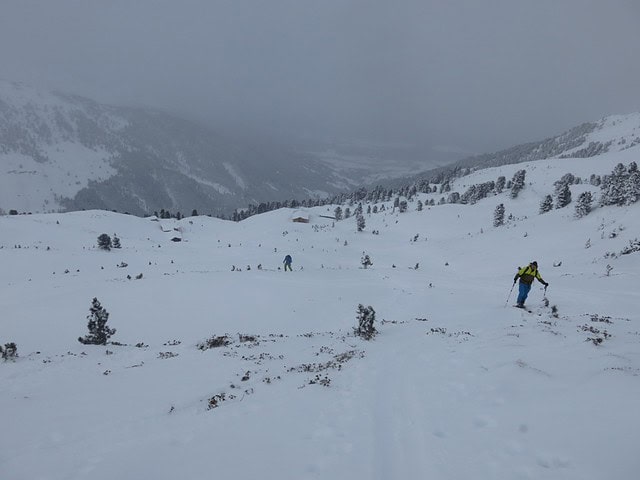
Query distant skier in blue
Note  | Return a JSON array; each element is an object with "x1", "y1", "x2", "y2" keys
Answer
[
  {"x1": 513, "y1": 261, "x2": 548, "y2": 308},
  {"x1": 283, "y1": 254, "x2": 293, "y2": 271}
]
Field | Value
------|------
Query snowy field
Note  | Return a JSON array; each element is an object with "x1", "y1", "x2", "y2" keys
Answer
[{"x1": 1, "y1": 151, "x2": 639, "y2": 479}]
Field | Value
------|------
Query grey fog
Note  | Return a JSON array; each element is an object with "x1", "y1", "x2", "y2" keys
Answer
[{"x1": 1, "y1": 0, "x2": 639, "y2": 158}]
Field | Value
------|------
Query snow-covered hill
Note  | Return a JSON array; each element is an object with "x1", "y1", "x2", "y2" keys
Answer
[
  {"x1": 392, "y1": 112, "x2": 640, "y2": 189},
  {"x1": 1, "y1": 140, "x2": 639, "y2": 479}
]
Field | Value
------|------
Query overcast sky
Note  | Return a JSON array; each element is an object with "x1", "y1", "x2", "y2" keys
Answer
[{"x1": 2, "y1": 0, "x2": 639, "y2": 155}]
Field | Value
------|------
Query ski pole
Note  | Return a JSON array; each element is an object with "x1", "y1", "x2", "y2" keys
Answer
[
  {"x1": 504, "y1": 280, "x2": 516, "y2": 307},
  {"x1": 537, "y1": 284, "x2": 550, "y2": 308}
]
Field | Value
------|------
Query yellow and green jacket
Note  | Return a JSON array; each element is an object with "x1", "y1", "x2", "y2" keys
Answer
[{"x1": 514, "y1": 265, "x2": 546, "y2": 286}]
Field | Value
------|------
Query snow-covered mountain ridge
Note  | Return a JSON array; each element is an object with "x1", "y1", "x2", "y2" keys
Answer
[
  {"x1": 3, "y1": 79, "x2": 640, "y2": 218},
  {"x1": 1, "y1": 142, "x2": 639, "y2": 479},
  {"x1": 1, "y1": 80, "x2": 418, "y2": 216},
  {"x1": 392, "y1": 112, "x2": 640, "y2": 189}
]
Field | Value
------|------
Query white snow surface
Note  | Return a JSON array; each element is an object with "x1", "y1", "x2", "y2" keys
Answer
[
  {"x1": 587, "y1": 113, "x2": 640, "y2": 147},
  {"x1": 1, "y1": 151, "x2": 640, "y2": 480},
  {"x1": 1, "y1": 145, "x2": 118, "y2": 213}
]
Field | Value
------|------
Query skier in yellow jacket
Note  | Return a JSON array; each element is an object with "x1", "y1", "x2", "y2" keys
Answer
[{"x1": 513, "y1": 261, "x2": 548, "y2": 308}]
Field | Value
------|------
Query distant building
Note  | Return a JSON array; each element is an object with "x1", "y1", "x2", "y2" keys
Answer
[{"x1": 291, "y1": 210, "x2": 310, "y2": 223}]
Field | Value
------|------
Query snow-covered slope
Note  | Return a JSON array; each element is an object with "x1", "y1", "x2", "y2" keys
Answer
[
  {"x1": 1, "y1": 141, "x2": 639, "y2": 479},
  {"x1": 395, "y1": 112, "x2": 640, "y2": 188},
  {"x1": 0, "y1": 81, "x2": 121, "y2": 213}
]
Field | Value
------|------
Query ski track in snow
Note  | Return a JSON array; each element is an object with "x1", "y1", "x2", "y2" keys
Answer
[{"x1": 371, "y1": 326, "x2": 434, "y2": 479}]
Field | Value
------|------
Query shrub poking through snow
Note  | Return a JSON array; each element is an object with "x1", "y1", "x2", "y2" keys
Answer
[
  {"x1": 361, "y1": 254, "x2": 373, "y2": 269},
  {"x1": 355, "y1": 304, "x2": 377, "y2": 340},
  {"x1": 158, "y1": 352, "x2": 178, "y2": 359},
  {"x1": 207, "y1": 393, "x2": 226, "y2": 410},
  {"x1": 78, "y1": 297, "x2": 116, "y2": 345},
  {"x1": 1, "y1": 342, "x2": 18, "y2": 361},
  {"x1": 197, "y1": 335, "x2": 231, "y2": 351},
  {"x1": 620, "y1": 238, "x2": 640, "y2": 255}
]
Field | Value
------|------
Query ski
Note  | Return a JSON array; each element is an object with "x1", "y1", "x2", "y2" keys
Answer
[{"x1": 514, "y1": 305, "x2": 533, "y2": 313}]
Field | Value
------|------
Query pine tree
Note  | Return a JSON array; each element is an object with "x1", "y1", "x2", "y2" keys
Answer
[
  {"x1": 493, "y1": 203, "x2": 505, "y2": 227},
  {"x1": 417, "y1": 200, "x2": 423, "y2": 211},
  {"x1": 355, "y1": 304, "x2": 377, "y2": 340},
  {"x1": 495, "y1": 176, "x2": 506, "y2": 193},
  {"x1": 557, "y1": 173, "x2": 575, "y2": 185},
  {"x1": 447, "y1": 192, "x2": 460, "y2": 204},
  {"x1": 510, "y1": 170, "x2": 526, "y2": 198},
  {"x1": 555, "y1": 183, "x2": 572, "y2": 208},
  {"x1": 600, "y1": 163, "x2": 627, "y2": 206},
  {"x1": 97, "y1": 234, "x2": 112, "y2": 251},
  {"x1": 624, "y1": 169, "x2": 640, "y2": 205},
  {"x1": 112, "y1": 234, "x2": 121, "y2": 249},
  {"x1": 398, "y1": 200, "x2": 408, "y2": 213},
  {"x1": 539, "y1": 195, "x2": 554, "y2": 214},
  {"x1": 78, "y1": 298, "x2": 116, "y2": 345},
  {"x1": 334, "y1": 206, "x2": 343, "y2": 220},
  {"x1": 574, "y1": 191, "x2": 593, "y2": 218},
  {"x1": 356, "y1": 213, "x2": 366, "y2": 232}
]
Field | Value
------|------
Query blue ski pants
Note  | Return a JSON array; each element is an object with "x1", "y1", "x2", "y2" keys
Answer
[{"x1": 517, "y1": 282, "x2": 532, "y2": 305}]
